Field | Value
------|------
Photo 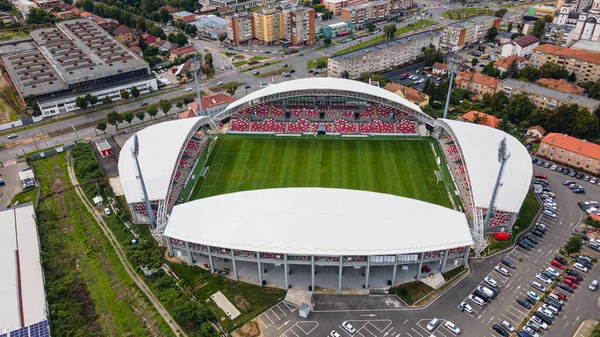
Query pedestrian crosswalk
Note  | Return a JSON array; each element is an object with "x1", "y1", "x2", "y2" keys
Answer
[{"x1": 2, "y1": 159, "x2": 16, "y2": 167}]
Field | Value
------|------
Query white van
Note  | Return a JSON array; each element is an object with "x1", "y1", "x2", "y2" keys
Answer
[
  {"x1": 468, "y1": 294, "x2": 485, "y2": 307},
  {"x1": 531, "y1": 281, "x2": 546, "y2": 292},
  {"x1": 542, "y1": 303, "x2": 559, "y2": 315},
  {"x1": 477, "y1": 286, "x2": 496, "y2": 299}
]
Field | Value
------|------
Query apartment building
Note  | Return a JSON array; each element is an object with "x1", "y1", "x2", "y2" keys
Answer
[
  {"x1": 323, "y1": 0, "x2": 368, "y2": 16},
  {"x1": 253, "y1": 9, "x2": 285, "y2": 45},
  {"x1": 500, "y1": 35, "x2": 539, "y2": 58},
  {"x1": 341, "y1": 0, "x2": 412, "y2": 29},
  {"x1": 455, "y1": 72, "x2": 501, "y2": 96},
  {"x1": 440, "y1": 16, "x2": 501, "y2": 51},
  {"x1": 529, "y1": 44, "x2": 600, "y2": 83},
  {"x1": 282, "y1": 8, "x2": 316, "y2": 46},
  {"x1": 537, "y1": 133, "x2": 600, "y2": 174},
  {"x1": 226, "y1": 14, "x2": 253, "y2": 45},
  {"x1": 328, "y1": 31, "x2": 439, "y2": 79},
  {"x1": 541, "y1": 24, "x2": 574, "y2": 47},
  {"x1": 498, "y1": 78, "x2": 600, "y2": 112}
]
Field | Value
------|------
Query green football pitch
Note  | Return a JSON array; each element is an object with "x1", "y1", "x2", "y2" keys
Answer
[{"x1": 189, "y1": 135, "x2": 453, "y2": 208}]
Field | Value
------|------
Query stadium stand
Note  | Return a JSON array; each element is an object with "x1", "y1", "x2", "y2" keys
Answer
[
  {"x1": 334, "y1": 119, "x2": 357, "y2": 133},
  {"x1": 271, "y1": 106, "x2": 285, "y2": 117},
  {"x1": 305, "y1": 109, "x2": 320, "y2": 117},
  {"x1": 325, "y1": 110, "x2": 337, "y2": 117},
  {"x1": 251, "y1": 104, "x2": 269, "y2": 116},
  {"x1": 231, "y1": 118, "x2": 251, "y2": 131},
  {"x1": 395, "y1": 120, "x2": 417, "y2": 134},
  {"x1": 311, "y1": 122, "x2": 333, "y2": 133},
  {"x1": 291, "y1": 109, "x2": 304, "y2": 117},
  {"x1": 287, "y1": 119, "x2": 311, "y2": 133},
  {"x1": 358, "y1": 119, "x2": 395, "y2": 134},
  {"x1": 360, "y1": 107, "x2": 375, "y2": 118},
  {"x1": 250, "y1": 118, "x2": 286, "y2": 132}
]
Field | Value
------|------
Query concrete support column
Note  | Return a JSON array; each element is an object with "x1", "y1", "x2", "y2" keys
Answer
[
  {"x1": 185, "y1": 241, "x2": 193, "y2": 265},
  {"x1": 417, "y1": 253, "x2": 424, "y2": 280},
  {"x1": 311, "y1": 255, "x2": 315, "y2": 292},
  {"x1": 365, "y1": 257, "x2": 371, "y2": 289},
  {"x1": 284, "y1": 254, "x2": 289, "y2": 289},
  {"x1": 166, "y1": 237, "x2": 174, "y2": 257},
  {"x1": 207, "y1": 246, "x2": 215, "y2": 273},
  {"x1": 338, "y1": 256, "x2": 343, "y2": 292},
  {"x1": 231, "y1": 250, "x2": 238, "y2": 281},
  {"x1": 441, "y1": 249, "x2": 449, "y2": 272},
  {"x1": 257, "y1": 253, "x2": 263, "y2": 286},
  {"x1": 391, "y1": 256, "x2": 398, "y2": 287},
  {"x1": 463, "y1": 246, "x2": 471, "y2": 267}
]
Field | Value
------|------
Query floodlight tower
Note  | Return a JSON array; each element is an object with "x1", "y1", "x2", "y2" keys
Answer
[
  {"x1": 132, "y1": 134, "x2": 156, "y2": 230},
  {"x1": 482, "y1": 137, "x2": 511, "y2": 237},
  {"x1": 442, "y1": 56, "x2": 460, "y2": 120},
  {"x1": 192, "y1": 56, "x2": 204, "y2": 116}
]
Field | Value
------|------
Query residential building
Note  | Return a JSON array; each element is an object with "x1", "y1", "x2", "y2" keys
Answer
[
  {"x1": 455, "y1": 72, "x2": 501, "y2": 96},
  {"x1": 529, "y1": 44, "x2": 600, "y2": 82},
  {"x1": 33, "y1": 0, "x2": 60, "y2": 9},
  {"x1": 317, "y1": 21, "x2": 354, "y2": 38},
  {"x1": 187, "y1": 93, "x2": 235, "y2": 116},
  {"x1": 328, "y1": 31, "x2": 439, "y2": 79},
  {"x1": 341, "y1": 0, "x2": 411, "y2": 29},
  {"x1": 498, "y1": 78, "x2": 600, "y2": 112},
  {"x1": 200, "y1": 0, "x2": 261, "y2": 11},
  {"x1": 432, "y1": 62, "x2": 448, "y2": 76},
  {"x1": 226, "y1": 14, "x2": 253, "y2": 45},
  {"x1": 282, "y1": 8, "x2": 316, "y2": 46},
  {"x1": 160, "y1": 5, "x2": 178, "y2": 13},
  {"x1": 173, "y1": 11, "x2": 197, "y2": 23},
  {"x1": 542, "y1": 23, "x2": 574, "y2": 46},
  {"x1": 252, "y1": 9, "x2": 284, "y2": 45},
  {"x1": 191, "y1": 15, "x2": 227, "y2": 40},
  {"x1": 0, "y1": 19, "x2": 157, "y2": 117},
  {"x1": 113, "y1": 25, "x2": 135, "y2": 43},
  {"x1": 537, "y1": 133, "x2": 600, "y2": 174},
  {"x1": 500, "y1": 35, "x2": 539, "y2": 58},
  {"x1": 527, "y1": 4, "x2": 558, "y2": 18},
  {"x1": 169, "y1": 46, "x2": 197, "y2": 61},
  {"x1": 554, "y1": 0, "x2": 600, "y2": 42},
  {"x1": 459, "y1": 110, "x2": 501, "y2": 128},
  {"x1": 527, "y1": 125, "x2": 547, "y2": 139},
  {"x1": 537, "y1": 78, "x2": 585, "y2": 94},
  {"x1": 571, "y1": 39, "x2": 600, "y2": 52},
  {"x1": 152, "y1": 40, "x2": 179, "y2": 51},
  {"x1": 96, "y1": 17, "x2": 120, "y2": 30},
  {"x1": 383, "y1": 82, "x2": 429, "y2": 107},
  {"x1": 493, "y1": 55, "x2": 527, "y2": 73},
  {"x1": 494, "y1": 31, "x2": 513, "y2": 45},
  {"x1": 323, "y1": 0, "x2": 368, "y2": 16},
  {"x1": 440, "y1": 16, "x2": 501, "y2": 51}
]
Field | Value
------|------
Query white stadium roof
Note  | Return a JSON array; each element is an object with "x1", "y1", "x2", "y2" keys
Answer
[
  {"x1": 0, "y1": 204, "x2": 47, "y2": 332},
  {"x1": 164, "y1": 188, "x2": 473, "y2": 256},
  {"x1": 223, "y1": 78, "x2": 424, "y2": 117},
  {"x1": 119, "y1": 117, "x2": 209, "y2": 203},
  {"x1": 440, "y1": 119, "x2": 532, "y2": 213}
]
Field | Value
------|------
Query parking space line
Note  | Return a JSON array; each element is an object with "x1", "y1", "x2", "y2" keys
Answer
[
  {"x1": 271, "y1": 308, "x2": 280, "y2": 320},
  {"x1": 263, "y1": 312, "x2": 275, "y2": 324},
  {"x1": 258, "y1": 316, "x2": 268, "y2": 328},
  {"x1": 361, "y1": 326, "x2": 377, "y2": 337},
  {"x1": 275, "y1": 304, "x2": 287, "y2": 317},
  {"x1": 410, "y1": 328, "x2": 423, "y2": 337}
]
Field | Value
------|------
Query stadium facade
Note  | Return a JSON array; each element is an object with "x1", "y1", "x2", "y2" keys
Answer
[
  {"x1": 118, "y1": 78, "x2": 532, "y2": 291},
  {"x1": 0, "y1": 19, "x2": 157, "y2": 118}
]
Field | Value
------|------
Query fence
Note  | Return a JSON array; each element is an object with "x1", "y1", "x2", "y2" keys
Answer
[
  {"x1": 0, "y1": 115, "x2": 43, "y2": 131},
  {"x1": 28, "y1": 142, "x2": 77, "y2": 161}
]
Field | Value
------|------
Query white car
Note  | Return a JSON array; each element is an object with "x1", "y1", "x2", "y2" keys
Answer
[
  {"x1": 551, "y1": 164, "x2": 557, "y2": 170},
  {"x1": 589, "y1": 279, "x2": 598, "y2": 291},
  {"x1": 330, "y1": 331, "x2": 341, "y2": 337},
  {"x1": 484, "y1": 276, "x2": 498, "y2": 288},
  {"x1": 495, "y1": 265, "x2": 510, "y2": 276},
  {"x1": 573, "y1": 262, "x2": 589, "y2": 272},
  {"x1": 501, "y1": 320, "x2": 515, "y2": 332},
  {"x1": 523, "y1": 326, "x2": 540, "y2": 337},
  {"x1": 545, "y1": 267, "x2": 560, "y2": 277},
  {"x1": 216, "y1": 81, "x2": 224, "y2": 85},
  {"x1": 459, "y1": 301, "x2": 473, "y2": 313},
  {"x1": 530, "y1": 316, "x2": 548, "y2": 330},
  {"x1": 184, "y1": 87, "x2": 193, "y2": 92},
  {"x1": 591, "y1": 178, "x2": 598, "y2": 184},
  {"x1": 444, "y1": 321, "x2": 460, "y2": 335},
  {"x1": 537, "y1": 308, "x2": 554, "y2": 319},
  {"x1": 104, "y1": 208, "x2": 111, "y2": 215},
  {"x1": 426, "y1": 318, "x2": 440, "y2": 331},
  {"x1": 536, "y1": 273, "x2": 552, "y2": 285},
  {"x1": 341, "y1": 322, "x2": 356, "y2": 334}
]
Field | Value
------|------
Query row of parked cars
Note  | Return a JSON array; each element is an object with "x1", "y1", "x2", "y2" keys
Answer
[{"x1": 534, "y1": 158, "x2": 598, "y2": 185}]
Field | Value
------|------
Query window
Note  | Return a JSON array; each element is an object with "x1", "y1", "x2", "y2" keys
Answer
[
  {"x1": 559, "y1": 155, "x2": 563, "y2": 159},
  {"x1": 560, "y1": 150, "x2": 564, "y2": 153}
]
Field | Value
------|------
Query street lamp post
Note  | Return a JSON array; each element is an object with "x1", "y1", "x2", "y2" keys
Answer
[{"x1": 72, "y1": 124, "x2": 79, "y2": 140}]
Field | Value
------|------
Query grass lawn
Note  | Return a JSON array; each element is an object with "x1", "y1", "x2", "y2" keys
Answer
[
  {"x1": 255, "y1": 66, "x2": 292, "y2": 77},
  {"x1": 307, "y1": 56, "x2": 328, "y2": 69},
  {"x1": 208, "y1": 81, "x2": 245, "y2": 91},
  {"x1": 190, "y1": 135, "x2": 453, "y2": 208},
  {"x1": 10, "y1": 187, "x2": 37, "y2": 207},
  {"x1": 241, "y1": 59, "x2": 285, "y2": 72},
  {"x1": 168, "y1": 262, "x2": 285, "y2": 332},
  {"x1": 485, "y1": 190, "x2": 541, "y2": 255},
  {"x1": 332, "y1": 20, "x2": 434, "y2": 56},
  {"x1": 442, "y1": 265, "x2": 465, "y2": 280},
  {"x1": 233, "y1": 61, "x2": 248, "y2": 68},
  {"x1": 249, "y1": 56, "x2": 269, "y2": 62},
  {"x1": 441, "y1": 8, "x2": 494, "y2": 20},
  {"x1": 389, "y1": 281, "x2": 434, "y2": 305}
]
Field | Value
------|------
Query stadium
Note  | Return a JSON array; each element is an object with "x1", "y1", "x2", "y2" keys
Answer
[{"x1": 118, "y1": 78, "x2": 532, "y2": 291}]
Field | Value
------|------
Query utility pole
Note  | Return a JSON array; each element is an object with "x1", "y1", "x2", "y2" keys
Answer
[{"x1": 482, "y1": 137, "x2": 511, "y2": 236}]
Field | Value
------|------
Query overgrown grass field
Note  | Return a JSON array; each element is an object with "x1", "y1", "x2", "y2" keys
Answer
[{"x1": 190, "y1": 135, "x2": 452, "y2": 208}]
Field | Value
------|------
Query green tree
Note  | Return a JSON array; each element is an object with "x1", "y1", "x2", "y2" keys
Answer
[
  {"x1": 226, "y1": 85, "x2": 237, "y2": 96},
  {"x1": 120, "y1": 89, "x2": 130, "y2": 99},
  {"x1": 423, "y1": 46, "x2": 443, "y2": 67},
  {"x1": 136, "y1": 111, "x2": 146, "y2": 122},
  {"x1": 539, "y1": 62, "x2": 569, "y2": 79},
  {"x1": 503, "y1": 93, "x2": 536, "y2": 124},
  {"x1": 573, "y1": 108, "x2": 600, "y2": 139},
  {"x1": 511, "y1": 32, "x2": 524, "y2": 39},
  {"x1": 313, "y1": 4, "x2": 325, "y2": 12},
  {"x1": 101, "y1": 96, "x2": 112, "y2": 105},
  {"x1": 518, "y1": 64, "x2": 540, "y2": 81},
  {"x1": 96, "y1": 122, "x2": 107, "y2": 134},
  {"x1": 176, "y1": 101, "x2": 184, "y2": 110},
  {"x1": 543, "y1": 14, "x2": 554, "y2": 23},
  {"x1": 138, "y1": 35, "x2": 148, "y2": 52},
  {"x1": 85, "y1": 94, "x2": 98, "y2": 108},
  {"x1": 383, "y1": 24, "x2": 397, "y2": 40},
  {"x1": 124, "y1": 112, "x2": 134, "y2": 126},
  {"x1": 471, "y1": 57, "x2": 478, "y2": 67},
  {"x1": 366, "y1": 22, "x2": 376, "y2": 32},
  {"x1": 543, "y1": 104, "x2": 576, "y2": 133},
  {"x1": 564, "y1": 235, "x2": 583, "y2": 256},
  {"x1": 315, "y1": 59, "x2": 327, "y2": 72},
  {"x1": 180, "y1": 0, "x2": 202, "y2": 12},
  {"x1": 130, "y1": 86, "x2": 140, "y2": 99},
  {"x1": 507, "y1": 22, "x2": 513, "y2": 33},
  {"x1": 507, "y1": 59, "x2": 519, "y2": 78},
  {"x1": 532, "y1": 19, "x2": 546, "y2": 38},
  {"x1": 323, "y1": 37, "x2": 332, "y2": 46},
  {"x1": 495, "y1": 8, "x2": 507, "y2": 17},
  {"x1": 159, "y1": 8, "x2": 170, "y2": 23},
  {"x1": 28, "y1": 7, "x2": 52, "y2": 24},
  {"x1": 75, "y1": 96, "x2": 89, "y2": 110},
  {"x1": 204, "y1": 52, "x2": 214, "y2": 73},
  {"x1": 341, "y1": 70, "x2": 350, "y2": 79},
  {"x1": 568, "y1": 72, "x2": 577, "y2": 83},
  {"x1": 358, "y1": 73, "x2": 390, "y2": 87},
  {"x1": 147, "y1": 104, "x2": 158, "y2": 119},
  {"x1": 487, "y1": 26, "x2": 498, "y2": 41},
  {"x1": 158, "y1": 99, "x2": 172, "y2": 115},
  {"x1": 218, "y1": 35, "x2": 227, "y2": 43},
  {"x1": 150, "y1": 11, "x2": 161, "y2": 22},
  {"x1": 77, "y1": 0, "x2": 94, "y2": 12},
  {"x1": 106, "y1": 111, "x2": 124, "y2": 130},
  {"x1": 303, "y1": 0, "x2": 311, "y2": 6},
  {"x1": 490, "y1": 90, "x2": 509, "y2": 114}
]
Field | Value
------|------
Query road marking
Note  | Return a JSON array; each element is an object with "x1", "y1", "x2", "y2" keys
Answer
[
  {"x1": 278, "y1": 321, "x2": 290, "y2": 330},
  {"x1": 264, "y1": 313, "x2": 275, "y2": 324},
  {"x1": 271, "y1": 308, "x2": 281, "y2": 320},
  {"x1": 403, "y1": 320, "x2": 408, "y2": 325},
  {"x1": 276, "y1": 304, "x2": 287, "y2": 316},
  {"x1": 258, "y1": 316, "x2": 268, "y2": 328}
]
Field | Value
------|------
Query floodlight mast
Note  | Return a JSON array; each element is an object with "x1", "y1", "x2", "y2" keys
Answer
[
  {"x1": 132, "y1": 134, "x2": 156, "y2": 230},
  {"x1": 482, "y1": 137, "x2": 511, "y2": 237}
]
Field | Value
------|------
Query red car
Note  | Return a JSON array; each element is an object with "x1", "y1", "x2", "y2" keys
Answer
[
  {"x1": 551, "y1": 259, "x2": 565, "y2": 269},
  {"x1": 552, "y1": 290, "x2": 567, "y2": 300},
  {"x1": 563, "y1": 278, "x2": 577, "y2": 288},
  {"x1": 535, "y1": 174, "x2": 547, "y2": 179},
  {"x1": 565, "y1": 275, "x2": 579, "y2": 284},
  {"x1": 402, "y1": 72, "x2": 409, "y2": 77}
]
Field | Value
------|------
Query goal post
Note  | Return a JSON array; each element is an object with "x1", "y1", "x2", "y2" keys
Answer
[{"x1": 435, "y1": 170, "x2": 443, "y2": 183}]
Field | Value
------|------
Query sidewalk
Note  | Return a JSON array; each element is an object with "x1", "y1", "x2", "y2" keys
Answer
[{"x1": 573, "y1": 320, "x2": 598, "y2": 337}]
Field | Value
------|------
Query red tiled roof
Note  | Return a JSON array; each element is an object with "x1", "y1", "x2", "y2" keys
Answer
[
  {"x1": 432, "y1": 62, "x2": 448, "y2": 71},
  {"x1": 382, "y1": 83, "x2": 428, "y2": 103},
  {"x1": 494, "y1": 55, "x2": 527, "y2": 70},
  {"x1": 536, "y1": 78, "x2": 584, "y2": 94},
  {"x1": 171, "y1": 45, "x2": 196, "y2": 55},
  {"x1": 511, "y1": 35, "x2": 539, "y2": 48},
  {"x1": 460, "y1": 110, "x2": 500, "y2": 128},
  {"x1": 113, "y1": 25, "x2": 133, "y2": 36},
  {"x1": 528, "y1": 125, "x2": 547, "y2": 135},
  {"x1": 534, "y1": 44, "x2": 600, "y2": 64},
  {"x1": 541, "y1": 133, "x2": 600, "y2": 160},
  {"x1": 471, "y1": 73, "x2": 501, "y2": 87},
  {"x1": 187, "y1": 94, "x2": 235, "y2": 112},
  {"x1": 179, "y1": 109, "x2": 196, "y2": 119},
  {"x1": 160, "y1": 5, "x2": 178, "y2": 13}
]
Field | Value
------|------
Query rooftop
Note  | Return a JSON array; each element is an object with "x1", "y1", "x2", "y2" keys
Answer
[
  {"x1": 174, "y1": 11, "x2": 195, "y2": 16},
  {"x1": 500, "y1": 78, "x2": 600, "y2": 111},
  {"x1": 537, "y1": 78, "x2": 584, "y2": 94},
  {"x1": 164, "y1": 188, "x2": 473, "y2": 256},
  {"x1": 460, "y1": 110, "x2": 501, "y2": 128},
  {"x1": 511, "y1": 34, "x2": 539, "y2": 47},
  {"x1": 383, "y1": 82, "x2": 428, "y2": 103},
  {"x1": 187, "y1": 93, "x2": 235, "y2": 112},
  {"x1": 432, "y1": 62, "x2": 448, "y2": 71},
  {"x1": 331, "y1": 30, "x2": 439, "y2": 61},
  {"x1": 447, "y1": 15, "x2": 497, "y2": 30},
  {"x1": 171, "y1": 45, "x2": 197, "y2": 55},
  {"x1": 571, "y1": 40, "x2": 600, "y2": 53},
  {"x1": 494, "y1": 55, "x2": 527, "y2": 70},
  {"x1": 541, "y1": 133, "x2": 600, "y2": 160},
  {"x1": 190, "y1": 15, "x2": 227, "y2": 29},
  {"x1": 533, "y1": 44, "x2": 600, "y2": 64},
  {"x1": 0, "y1": 204, "x2": 48, "y2": 333}
]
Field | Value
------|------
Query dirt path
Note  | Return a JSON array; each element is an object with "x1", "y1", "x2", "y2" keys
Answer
[{"x1": 66, "y1": 152, "x2": 187, "y2": 337}]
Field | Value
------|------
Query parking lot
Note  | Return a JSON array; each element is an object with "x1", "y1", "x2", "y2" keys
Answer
[{"x1": 0, "y1": 159, "x2": 29, "y2": 210}]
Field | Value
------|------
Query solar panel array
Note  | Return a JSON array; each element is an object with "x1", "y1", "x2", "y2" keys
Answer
[{"x1": 0, "y1": 320, "x2": 50, "y2": 337}]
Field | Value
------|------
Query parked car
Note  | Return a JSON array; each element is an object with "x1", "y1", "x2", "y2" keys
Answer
[
  {"x1": 573, "y1": 262, "x2": 589, "y2": 272},
  {"x1": 536, "y1": 273, "x2": 552, "y2": 285},
  {"x1": 342, "y1": 321, "x2": 356, "y2": 334},
  {"x1": 485, "y1": 276, "x2": 498, "y2": 288},
  {"x1": 501, "y1": 320, "x2": 515, "y2": 332},
  {"x1": 517, "y1": 298, "x2": 532, "y2": 309},
  {"x1": 573, "y1": 188, "x2": 586, "y2": 194},
  {"x1": 545, "y1": 267, "x2": 560, "y2": 277},
  {"x1": 459, "y1": 301, "x2": 473, "y2": 313},
  {"x1": 140, "y1": 101, "x2": 149, "y2": 106},
  {"x1": 566, "y1": 269, "x2": 583, "y2": 281},
  {"x1": 551, "y1": 259, "x2": 565, "y2": 269},
  {"x1": 557, "y1": 282, "x2": 574, "y2": 293},
  {"x1": 444, "y1": 321, "x2": 460, "y2": 335},
  {"x1": 535, "y1": 174, "x2": 547, "y2": 179},
  {"x1": 527, "y1": 291, "x2": 540, "y2": 302},
  {"x1": 426, "y1": 318, "x2": 440, "y2": 331},
  {"x1": 492, "y1": 324, "x2": 509, "y2": 336},
  {"x1": 7, "y1": 133, "x2": 17, "y2": 139},
  {"x1": 589, "y1": 280, "x2": 598, "y2": 291},
  {"x1": 501, "y1": 258, "x2": 515, "y2": 269}
]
